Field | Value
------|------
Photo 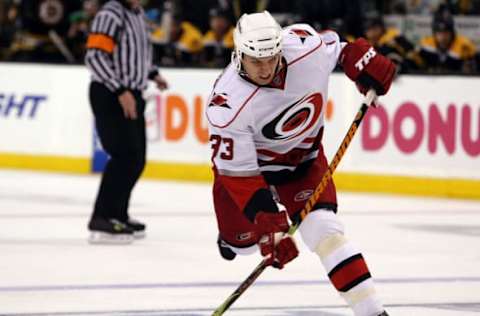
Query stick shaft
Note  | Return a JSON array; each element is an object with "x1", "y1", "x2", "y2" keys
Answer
[
  {"x1": 291, "y1": 89, "x2": 376, "y2": 232},
  {"x1": 48, "y1": 30, "x2": 76, "y2": 63},
  {"x1": 211, "y1": 261, "x2": 266, "y2": 316}
]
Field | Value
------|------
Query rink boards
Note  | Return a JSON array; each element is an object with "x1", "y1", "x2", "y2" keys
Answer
[{"x1": 0, "y1": 63, "x2": 479, "y2": 199}]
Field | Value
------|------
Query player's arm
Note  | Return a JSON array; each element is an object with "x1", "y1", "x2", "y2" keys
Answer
[
  {"x1": 84, "y1": 9, "x2": 124, "y2": 95},
  {"x1": 339, "y1": 37, "x2": 396, "y2": 96},
  {"x1": 318, "y1": 30, "x2": 396, "y2": 96}
]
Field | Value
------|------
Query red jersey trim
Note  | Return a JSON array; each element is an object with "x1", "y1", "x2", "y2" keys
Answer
[
  {"x1": 206, "y1": 87, "x2": 260, "y2": 129},
  {"x1": 288, "y1": 41, "x2": 323, "y2": 66},
  {"x1": 219, "y1": 174, "x2": 268, "y2": 211},
  {"x1": 302, "y1": 137, "x2": 316, "y2": 143}
]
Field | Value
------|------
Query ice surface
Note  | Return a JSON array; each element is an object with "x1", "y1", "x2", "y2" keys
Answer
[{"x1": 1, "y1": 170, "x2": 479, "y2": 315}]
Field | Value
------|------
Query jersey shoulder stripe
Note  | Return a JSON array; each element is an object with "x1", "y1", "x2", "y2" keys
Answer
[
  {"x1": 288, "y1": 41, "x2": 323, "y2": 66},
  {"x1": 282, "y1": 24, "x2": 340, "y2": 69},
  {"x1": 282, "y1": 24, "x2": 322, "y2": 60}
]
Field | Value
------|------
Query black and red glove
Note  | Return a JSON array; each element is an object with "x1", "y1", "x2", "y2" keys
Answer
[
  {"x1": 340, "y1": 38, "x2": 396, "y2": 96},
  {"x1": 255, "y1": 211, "x2": 299, "y2": 269}
]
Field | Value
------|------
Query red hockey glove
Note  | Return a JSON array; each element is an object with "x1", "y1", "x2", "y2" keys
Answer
[
  {"x1": 255, "y1": 211, "x2": 299, "y2": 269},
  {"x1": 340, "y1": 38, "x2": 396, "y2": 96}
]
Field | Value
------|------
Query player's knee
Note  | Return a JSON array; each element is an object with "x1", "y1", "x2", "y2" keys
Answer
[{"x1": 299, "y1": 209, "x2": 344, "y2": 252}]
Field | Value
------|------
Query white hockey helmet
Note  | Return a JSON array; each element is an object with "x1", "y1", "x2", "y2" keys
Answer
[{"x1": 232, "y1": 11, "x2": 282, "y2": 71}]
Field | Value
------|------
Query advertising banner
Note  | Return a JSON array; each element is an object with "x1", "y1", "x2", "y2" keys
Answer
[
  {"x1": 0, "y1": 63, "x2": 478, "y2": 197},
  {"x1": 0, "y1": 64, "x2": 92, "y2": 157}
]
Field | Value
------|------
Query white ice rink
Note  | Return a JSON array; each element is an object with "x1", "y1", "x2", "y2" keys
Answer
[{"x1": 1, "y1": 169, "x2": 479, "y2": 316}]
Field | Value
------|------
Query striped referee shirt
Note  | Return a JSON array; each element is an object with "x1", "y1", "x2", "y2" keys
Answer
[{"x1": 85, "y1": 0, "x2": 157, "y2": 94}]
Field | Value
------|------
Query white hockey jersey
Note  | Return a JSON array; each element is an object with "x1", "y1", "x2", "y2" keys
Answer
[{"x1": 207, "y1": 24, "x2": 343, "y2": 181}]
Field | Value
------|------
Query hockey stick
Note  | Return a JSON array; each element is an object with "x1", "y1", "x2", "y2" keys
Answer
[
  {"x1": 211, "y1": 89, "x2": 377, "y2": 316},
  {"x1": 48, "y1": 30, "x2": 76, "y2": 63}
]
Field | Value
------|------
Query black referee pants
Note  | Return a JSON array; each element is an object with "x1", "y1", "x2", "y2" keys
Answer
[{"x1": 89, "y1": 82, "x2": 146, "y2": 222}]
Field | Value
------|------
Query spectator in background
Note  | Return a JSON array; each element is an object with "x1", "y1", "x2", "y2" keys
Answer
[
  {"x1": 151, "y1": 13, "x2": 203, "y2": 66},
  {"x1": 202, "y1": 7, "x2": 234, "y2": 68},
  {"x1": 390, "y1": 0, "x2": 443, "y2": 14},
  {"x1": 363, "y1": 16, "x2": 418, "y2": 73},
  {"x1": 227, "y1": 0, "x2": 270, "y2": 20},
  {"x1": 388, "y1": 0, "x2": 480, "y2": 15},
  {"x1": 433, "y1": 0, "x2": 480, "y2": 15},
  {"x1": 416, "y1": 13, "x2": 477, "y2": 73},
  {"x1": 455, "y1": 0, "x2": 480, "y2": 14},
  {"x1": 296, "y1": 0, "x2": 364, "y2": 37},
  {"x1": 67, "y1": 0, "x2": 100, "y2": 62},
  {"x1": 170, "y1": 0, "x2": 226, "y2": 32},
  {"x1": 0, "y1": 1, "x2": 19, "y2": 60},
  {"x1": 7, "y1": 0, "x2": 80, "y2": 63}
]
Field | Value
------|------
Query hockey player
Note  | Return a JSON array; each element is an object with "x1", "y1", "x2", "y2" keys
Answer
[{"x1": 206, "y1": 11, "x2": 395, "y2": 316}]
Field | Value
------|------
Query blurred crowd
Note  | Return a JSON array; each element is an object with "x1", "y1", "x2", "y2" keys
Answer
[{"x1": 1, "y1": 0, "x2": 480, "y2": 74}]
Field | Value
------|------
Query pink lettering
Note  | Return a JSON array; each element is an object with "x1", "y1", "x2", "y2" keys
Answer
[
  {"x1": 362, "y1": 105, "x2": 389, "y2": 150},
  {"x1": 393, "y1": 102, "x2": 424, "y2": 154},
  {"x1": 428, "y1": 104, "x2": 456, "y2": 155},
  {"x1": 461, "y1": 105, "x2": 480, "y2": 157}
]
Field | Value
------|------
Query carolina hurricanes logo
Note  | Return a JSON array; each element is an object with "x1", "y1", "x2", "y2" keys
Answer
[
  {"x1": 209, "y1": 93, "x2": 230, "y2": 109},
  {"x1": 290, "y1": 29, "x2": 313, "y2": 44},
  {"x1": 262, "y1": 93, "x2": 323, "y2": 141}
]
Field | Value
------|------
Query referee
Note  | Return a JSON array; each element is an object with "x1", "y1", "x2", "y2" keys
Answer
[{"x1": 85, "y1": 0, "x2": 168, "y2": 244}]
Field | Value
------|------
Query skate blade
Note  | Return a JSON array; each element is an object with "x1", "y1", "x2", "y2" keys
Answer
[
  {"x1": 133, "y1": 231, "x2": 146, "y2": 239},
  {"x1": 88, "y1": 232, "x2": 134, "y2": 244}
]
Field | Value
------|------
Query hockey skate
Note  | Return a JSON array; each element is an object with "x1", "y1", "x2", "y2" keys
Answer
[
  {"x1": 125, "y1": 218, "x2": 146, "y2": 239},
  {"x1": 88, "y1": 218, "x2": 134, "y2": 244}
]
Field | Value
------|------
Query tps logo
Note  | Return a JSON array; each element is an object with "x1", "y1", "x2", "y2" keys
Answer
[
  {"x1": 0, "y1": 93, "x2": 47, "y2": 118},
  {"x1": 355, "y1": 47, "x2": 376, "y2": 71}
]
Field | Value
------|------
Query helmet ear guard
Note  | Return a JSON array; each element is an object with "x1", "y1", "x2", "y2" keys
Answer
[{"x1": 232, "y1": 11, "x2": 282, "y2": 73}]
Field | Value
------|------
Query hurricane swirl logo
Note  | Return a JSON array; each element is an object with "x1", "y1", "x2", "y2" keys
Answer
[{"x1": 262, "y1": 93, "x2": 323, "y2": 140}]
